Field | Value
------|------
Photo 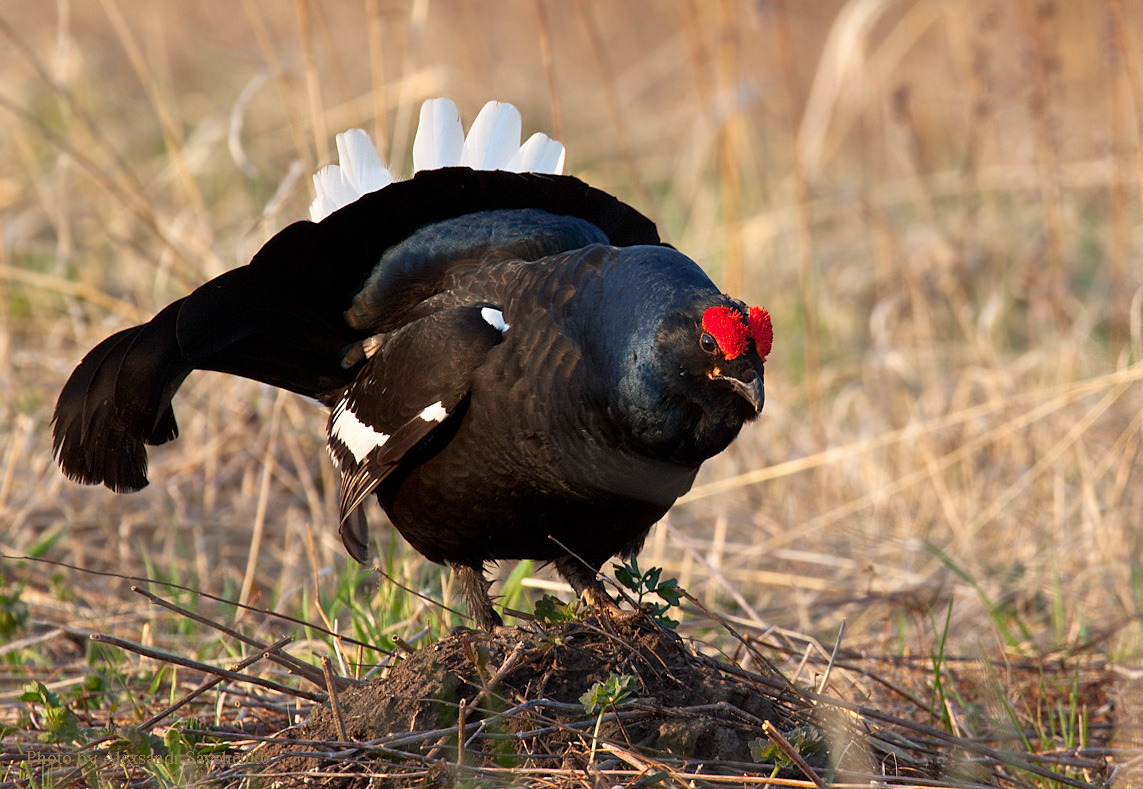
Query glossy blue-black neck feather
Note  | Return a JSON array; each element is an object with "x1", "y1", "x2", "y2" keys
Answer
[{"x1": 567, "y1": 245, "x2": 759, "y2": 466}]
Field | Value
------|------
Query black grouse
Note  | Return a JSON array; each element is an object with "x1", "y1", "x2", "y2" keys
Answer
[{"x1": 52, "y1": 99, "x2": 772, "y2": 630}]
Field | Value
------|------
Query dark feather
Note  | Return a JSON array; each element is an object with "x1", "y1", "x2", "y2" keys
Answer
[{"x1": 53, "y1": 166, "x2": 769, "y2": 632}]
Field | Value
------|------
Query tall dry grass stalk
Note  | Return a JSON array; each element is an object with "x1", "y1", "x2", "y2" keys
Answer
[{"x1": 0, "y1": 0, "x2": 1139, "y2": 664}]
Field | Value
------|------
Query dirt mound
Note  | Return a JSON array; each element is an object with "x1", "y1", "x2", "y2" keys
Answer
[{"x1": 239, "y1": 617, "x2": 809, "y2": 787}]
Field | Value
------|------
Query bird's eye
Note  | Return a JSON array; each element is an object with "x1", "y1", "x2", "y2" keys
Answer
[{"x1": 700, "y1": 332, "x2": 719, "y2": 354}]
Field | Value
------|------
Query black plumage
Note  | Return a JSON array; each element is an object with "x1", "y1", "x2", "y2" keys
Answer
[{"x1": 53, "y1": 167, "x2": 771, "y2": 629}]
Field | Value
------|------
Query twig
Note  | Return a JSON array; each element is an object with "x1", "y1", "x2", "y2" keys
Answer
[
  {"x1": 676, "y1": 587, "x2": 796, "y2": 696},
  {"x1": 88, "y1": 633, "x2": 326, "y2": 703},
  {"x1": 795, "y1": 685, "x2": 1104, "y2": 789},
  {"x1": 294, "y1": 0, "x2": 325, "y2": 165},
  {"x1": 456, "y1": 698, "x2": 467, "y2": 768},
  {"x1": 321, "y1": 656, "x2": 349, "y2": 743},
  {"x1": 532, "y1": 0, "x2": 563, "y2": 142},
  {"x1": 763, "y1": 720, "x2": 826, "y2": 789},
  {"x1": 664, "y1": 521, "x2": 767, "y2": 627},
  {"x1": 239, "y1": 388, "x2": 287, "y2": 608},
  {"x1": 600, "y1": 741, "x2": 695, "y2": 788},
  {"x1": 577, "y1": 0, "x2": 654, "y2": 213},
  {"x1": 771, "y1": 0, "x2": 820, "y2": 409},
  {"x1": 0, "y1": 552, "x2": 392, "y2": 655},
  {"x1": 132, "y1": 585, "x2": 348, "y2": 690},
  {"x1": 816, "y1": 620, "x2": 845, "y2": 694},
  {"x1": 139, "y1": 635, "x2": 294, "y2": 731}
]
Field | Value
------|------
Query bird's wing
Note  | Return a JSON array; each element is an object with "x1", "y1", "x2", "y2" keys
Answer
[
  {"x1": 53, "y1": 169, "x2": 658, "y2": 493},
  {"x1": 328, "y1": 304, "x2": 507, "y2": 562}
]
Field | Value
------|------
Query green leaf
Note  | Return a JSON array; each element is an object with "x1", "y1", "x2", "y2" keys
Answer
[
  {"x1": 19, "y1": 681, "x2": 57, "y2": 706},
  {"x1": 749, "y1": 736, "x2": 780, "y2": 764},
  {"x1": 580, "y1": 674, "x2": 638, "y2": 714},
  {"x1": 534, "y1": 594, "x2": 578, "y2": 624},
  {"x1": 654, "y1": 578, "x2": 681, "y2": 606},
  {"x1": 614, "y1": 565, "x2": 636, "y2": 591}
]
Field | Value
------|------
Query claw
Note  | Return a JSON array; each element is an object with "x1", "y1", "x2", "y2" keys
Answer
[{"x1": 582, "y1": 586, "x2": 645, "y2": 626}]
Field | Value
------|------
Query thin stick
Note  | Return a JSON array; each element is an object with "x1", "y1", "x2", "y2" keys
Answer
[
  {"x1": 763, "y1": 721, "x2": 827, "y2": 789},
  {"x1": 532, "y1": 0, "x2": 563, "y2": 143},
  {"x1": 89, "y1": 633, "x2": 326, "y2": 703},
  {"x1": 816, "y1": 620, "x2": 845, "y2": 695},
  {"x1": 675, "y1": 587, "x2": 795, "y2": 695},
  {"x1": 0, "y1": 263, "x2": 145, "y2": 322},
  {"x1": 578, "y1": 0, "x2": 654, "y2": 213},
  {"x1": 321, "y1": 656, "x2": 349, "y2": 742},
  {"x1": 0, "y1": 414, "x2": 29, "y2": 512},
  {"x1": 772, "y1": 0, "x2": 821, "y2": 409},
  {"x1": 240, "y1": 389, "x2": 287, "y2": 608},
  {"x1": 302, "y1": 518, "x2": 339, "y2": 638},
  {"x1": 456, "y1": 697, "x2": 467, "y2": 768},
  {"x1": 1107, "y1": 0, "x2": 1143, "y2": 273},
  {"x1": 544, "y1": 534, "x2": 642, "y2": 613},
  {"x1": 364, "y1": 0, "x2": 388, "y2": 156},
  {"x1": 139, "y1": 636, "x2": 294, "y2": 731},
  {"x1": 664, "y1": 521, "x2": 767, "y2": 627},
  {"x1": 131, "y1": 586, "x2": 344, "y2": 690},
  {"x1": 295, "y1": 0, "x2": 327, "y2": 165},
  {"x1": 464, "y1": 642, "x2": 527, "y2": 750},
  {"x1": 2, "y1": 552, "x2": 392, "y2": 654},
  {"x1": 241, "y1": 0, "x2": 311, "y2": 169}
]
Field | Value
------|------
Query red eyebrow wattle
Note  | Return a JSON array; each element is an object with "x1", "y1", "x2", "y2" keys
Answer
[
  {"x1": 748, "y1": 306, "x2": 772, "y2": 360},
  {"x1": 701, "y1": 306, "x2": 748, "y2": 360}
]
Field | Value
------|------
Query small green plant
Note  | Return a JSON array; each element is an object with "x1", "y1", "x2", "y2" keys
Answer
[
  {"x1": 533, "y1": 594, "x2": 580, "y2": 625},
  {"x1": 613, "y1": 558, "x2": 681, "y2": 627},
  {"x1": 105, "y1": 725, "x2": 165, "y2": 759},
  {"x1": 19, "y1": 682, "x2": 82, "y2": 744},
  {"x1": 0, "y1": 581, "x2": 29, "y2": 643},
  {"x1": 580, "y1": 673, "x2": 639, "y2": 764},
  {"x1": 928, "y1": 598, "x2": 955, "y2": 732},
  {"x1": 579, "y1": 673, "x2": 638, "y2": 715},
  {"x1": 749, "y1": 726, "x2": 828, "y2": 775}
]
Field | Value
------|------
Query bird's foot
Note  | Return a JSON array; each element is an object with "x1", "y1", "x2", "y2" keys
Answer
[
  {"x1": 471, "y1": 604, "x2": 504, "y2": 632},
  {"x1": 451, "y1": 562, "x2": 503, "y2": 632},
  {"x1": 582, "y1": 585, "x2": 645, "y2": 627}
]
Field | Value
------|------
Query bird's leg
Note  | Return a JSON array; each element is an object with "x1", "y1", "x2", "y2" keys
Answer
[
  {"x1": 554, "y1": 556, "x2": 643, "y2": 624},
  {"x1": 450, "y1": 561, "x2": 502, "y2": 631}
]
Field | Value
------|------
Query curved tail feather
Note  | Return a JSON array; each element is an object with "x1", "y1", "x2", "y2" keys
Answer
[{"x1": 53, "y1": 320, "x2": 180, "y2": 492}]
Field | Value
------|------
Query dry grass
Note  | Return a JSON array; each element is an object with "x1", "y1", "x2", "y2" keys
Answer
[{"x1": 1, "y1": 0, "x2": 1142, "y2": 786}]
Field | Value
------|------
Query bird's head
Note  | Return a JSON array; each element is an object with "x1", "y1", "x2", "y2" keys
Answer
[
  {"x1": 698, "y1": 302, "x2": 771, "y2": 410},
  {"x1": 667, "y1": 301, "x2": 771, "y2": 421},
  {"x1": 615, "y1": 285, "x2": 772, "y2": 465}
]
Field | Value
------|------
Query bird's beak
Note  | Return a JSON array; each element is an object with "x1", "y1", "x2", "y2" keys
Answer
[{"x1": 714, "y1": 369, "x2": 764, "y2": 412}]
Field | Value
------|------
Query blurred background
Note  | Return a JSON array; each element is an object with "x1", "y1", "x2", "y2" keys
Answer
[{"x1": 1, "y1": 0, "x2": 1141, "y2": 663}]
